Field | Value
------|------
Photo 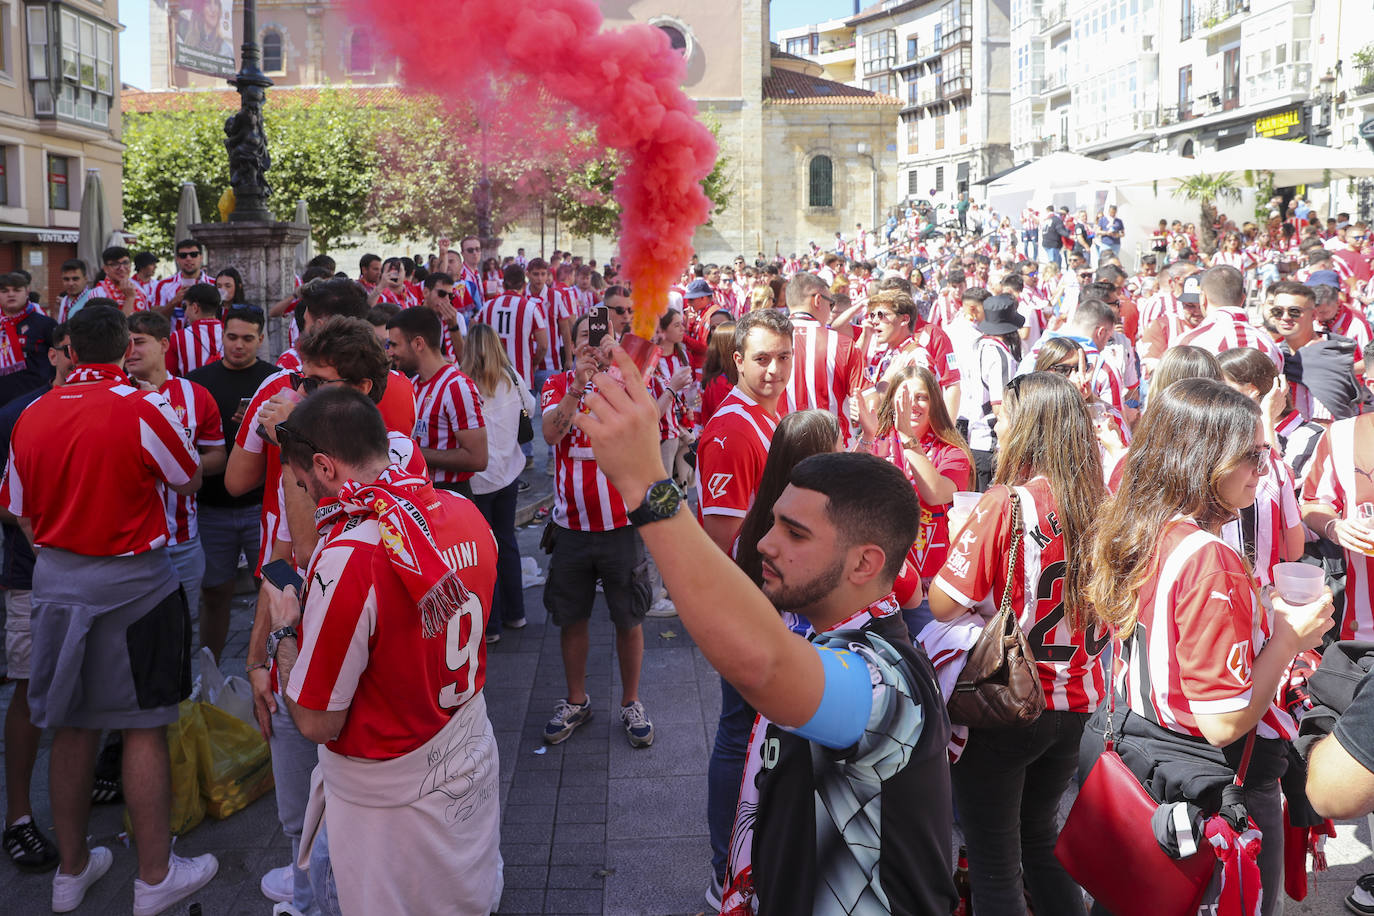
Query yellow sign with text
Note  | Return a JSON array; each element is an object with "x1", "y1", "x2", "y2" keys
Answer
[{"x1": 1255, "y1": 109, "x2": 1303, "y2": 138}]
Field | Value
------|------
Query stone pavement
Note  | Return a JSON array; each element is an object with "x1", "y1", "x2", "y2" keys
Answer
[{"x1": 2, "y1": 454, "x2": 1373, "y2": 913}]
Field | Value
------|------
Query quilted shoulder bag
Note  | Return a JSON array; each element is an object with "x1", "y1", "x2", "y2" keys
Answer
[{"x1": 946, "y1": 489, "x2": 1047, "y2": 728}]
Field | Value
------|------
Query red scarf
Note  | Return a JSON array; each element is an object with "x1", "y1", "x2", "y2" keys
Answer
[
  {"x1": 0, "y1": 305, "x2": 38, "y2": 376},
  {"x1": 66, "y1": 364, "x2": 131, "y2": 386},
  {"x1": 313, "y1": 465, "x2": 472, "y2": 638}
]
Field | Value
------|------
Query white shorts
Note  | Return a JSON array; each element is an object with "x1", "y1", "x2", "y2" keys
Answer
[{"x1": 5, "y1": 588, "x2": 33, "y2": 680}]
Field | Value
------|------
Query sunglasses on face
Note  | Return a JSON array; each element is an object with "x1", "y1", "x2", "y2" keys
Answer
[
  {"x1": 1267, "y1": 306, "x2": 1308, "y2": 320},
  {"x1": 461, "y1": 247, "x2": 480, "y2": 254},
  {"x1": 1046, "y1": 362, "x2": 1077, "y2": 377},
  {"x1": 276, "y1": 422, "x2": 327, "y2": 465},
  {"x1": 1242, "y1": 446, "x2": 1272, "y2": 475},
  {"x1": 433, "y1": 289, "x2": 452, "y2": 298},
  {"x1": 609, "y1": 306, "x2": 630, "y2": 315},
  {"x1": 289, "y1": 372, "x2": 351, "y2": 394},
  {"x1": 176, "y1": 251, "x2": 201, "y2": 259},
  {"x1": 106, "y1": 260, "x2": 131, "y2": 269}
]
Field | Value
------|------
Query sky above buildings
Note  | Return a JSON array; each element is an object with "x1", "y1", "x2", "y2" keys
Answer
[{"x1": 120, "y1": 1, "x2": 852, "y2": 90}]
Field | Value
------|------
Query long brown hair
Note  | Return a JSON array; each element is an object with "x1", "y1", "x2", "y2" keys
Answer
[
  {"x1": 874, "y1": 364, "x2": 972, "y2": 487},
  {"x1": 1090, "y1": 378, "x2": 1261, "y2": 637},
  {"x1": 1152, "y1": 345, "x2": 1221, "y2": 394},
  {"x1": 734, "y1": 410, "x2": 840, "y2": 587},
  {"x1": 658, "y1": 308, "x2": 689, "y2": 365},
  {"x1": 995, "y1": 371, "x2": 1105, "y2": 631},
  {"x1": 701, "y1": 320, "x2": 738, "y2": 389}
]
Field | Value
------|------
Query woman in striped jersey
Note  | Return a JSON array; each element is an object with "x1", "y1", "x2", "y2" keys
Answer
[
  {"x1": 1090, "y1": 379, "x2": 1335, "y2": 916},
  {"x1": 929, "y1": 371, "x2": 1107, "y2": 915}
]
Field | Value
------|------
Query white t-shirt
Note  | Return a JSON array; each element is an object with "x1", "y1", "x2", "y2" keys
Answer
[{"x1": 471, "y1": 374, "x2": 535, "y2": 496}]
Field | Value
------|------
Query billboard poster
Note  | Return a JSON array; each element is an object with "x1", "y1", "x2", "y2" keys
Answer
[{"x1": 173, "y1": 0, "x2": 236, "y2": 78}]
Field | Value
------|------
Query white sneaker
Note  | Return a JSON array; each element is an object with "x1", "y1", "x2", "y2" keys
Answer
[
  {"x1": 260, "y1": 863, "x2": 293, "y2": 904},
  {"x1": 645, "y1": 597, "x2": 678, "y2": 618},
  {"x1": 133, "y1": 852, "x2": 219, "y2": 916},
  {"x1": 272, "y1": 903, "x2": 305, "y2": 916},
  {"x1": 52, "y1": 846, "x2": 113, "y2": 913}
]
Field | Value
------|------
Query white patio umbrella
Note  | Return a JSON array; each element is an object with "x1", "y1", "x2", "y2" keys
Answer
[
  {"x1": 1189, "y1": 138, "x2": 1374, "y2": 186},
  {"x1": 174, "y1": 181, "x2": 201, "y2": 248},
  {"x1": 293, "y1": 199, "x2": 312, "y2": 273},
  {"x1": 76, "y1": 169, "x2": 110, "y2": 275},
  {"x1": 1096, "y1": 151, "x2": 1205, "y2": 184},
  {"x1": 986, "y1": 152, "x2": 1114, "y2": 194}
]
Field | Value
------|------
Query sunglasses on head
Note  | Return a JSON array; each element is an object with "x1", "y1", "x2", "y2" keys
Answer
[
  {"x1": 289, "y1": 372, "x2": 351, "y2": 394},
  {"x1": 1267, "y1": 306, "x2": 1307, "y2": 320}
]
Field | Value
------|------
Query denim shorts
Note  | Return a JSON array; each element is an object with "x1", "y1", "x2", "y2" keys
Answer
[{"x1": 198, "y1": 504, "x2": 263, "y2": 588}]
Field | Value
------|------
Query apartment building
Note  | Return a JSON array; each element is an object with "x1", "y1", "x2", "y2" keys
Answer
[{"x1": 0, "y1": 0, "x2": 124, "y2": 303}]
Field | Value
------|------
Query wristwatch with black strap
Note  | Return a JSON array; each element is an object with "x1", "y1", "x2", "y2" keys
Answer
[
  {"x1": 627, "y1": 478, "x2": 687, "y2": 527},
  {"x1": 266, "y1": 625, "x2": 297, "y2": 662}
]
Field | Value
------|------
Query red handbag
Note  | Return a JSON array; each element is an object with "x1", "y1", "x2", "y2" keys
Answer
[{"x1": 1054, "y1": 695, "x2": 1256, "y2": 916}]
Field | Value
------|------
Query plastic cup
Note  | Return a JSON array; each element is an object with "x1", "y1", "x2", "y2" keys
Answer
[
  {"x1": 620, "y1": 333, "x2": 662, "y2": 377},
  {"x1": 1272, "y1": 562, "x2": 1324, "y2": 604},
  {"x1": 946, "y1": 491, "x2": 982, "y2": 535}
]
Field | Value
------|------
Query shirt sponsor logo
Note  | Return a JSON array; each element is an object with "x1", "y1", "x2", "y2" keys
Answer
[{"x1": 706, "y1": 473, "x2": 733, "y2": 499}]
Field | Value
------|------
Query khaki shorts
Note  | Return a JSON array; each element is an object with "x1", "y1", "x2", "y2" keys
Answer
[{"x1": 4, "y1": 588, "x2": 32, "y2": 680}]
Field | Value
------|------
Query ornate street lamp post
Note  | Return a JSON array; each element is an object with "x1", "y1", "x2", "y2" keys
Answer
[{"x1": 224, "y1": 0, "x2": 274, "y2": 222}]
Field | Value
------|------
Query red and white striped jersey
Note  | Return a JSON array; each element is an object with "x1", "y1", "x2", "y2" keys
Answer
[
  {"x1": 1138, "y1": 290, "x2": 1180, "y2": 330},
  {"x1": 95, "y1": 278, "x2": 150, "y2": 313},
  {"x1": 655, "y1": 349, "x2": 691, "y2": 440},
  {"x1": 236, "y1": 370, "x2": 295, "y2": 573},
  {"x1": 1114, "y1": 518, "x2": 1296, "y2": 740},
  {"x1": 527, "y1": 292, "x2": 562, "y2": 373},
  {"x1": 1174, "y1": 307, "x2": 1283, "y2": 370},
  {"x1": 167, "y1": 319, "x2": 223, "y2": 376},
  {"x1": 541, "y1": 370, "x2": 633, "y2": 532},
  {"x1": 287, "y1": 487, "x2": 497, "y2": 759},
  {"x1": 1302, "y1": 414, "x2": 1374, "y2": 640},
  {"x1": 695, "y1": 387, "x2": 779, "y2": 522},
  {"x1": 412, "y1": 364, "x2": 485, "y2": 485},
  {"x1": 930, "y1": 288, "x2": 962, "y2": 327},
  {"x1": 153, "y1": 271, "x2": 213, "y2": 314},
  {"x1": 781, "y1": 313, "x2": 865, "y2": 441},
  {"x1": 864, "y1": 320, "x2": 961, "y2": 389},
  {"x1": 1220, "y1": 445, "x2": 1300, "y2": 590},
  {"x1": 276, "y1": 348, "x2": 301, "y2": 372},
  {"x1": 157, "y1": 377, "x2": 225, "y2": 545},
  {"x1": 932, "y1": 478, "x2": 1109, "y2": 713},
  {"x1": 1210, "y1": 251, "x2": 1255, "y2": 272},
  {"x1": 480, "y1": 292, "x2": 547, "y2": 389},
  {"x1": 1321, "y1": 304, "x2": 1373, "y2": 353}
]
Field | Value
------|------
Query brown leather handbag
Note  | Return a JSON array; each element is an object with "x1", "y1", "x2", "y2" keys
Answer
[{"x1": 947, "y1": 489, "x2": 1047, "y2": 728}]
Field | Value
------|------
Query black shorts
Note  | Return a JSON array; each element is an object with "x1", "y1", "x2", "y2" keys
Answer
[{"x1": 543, "y1": 525, "x2": 650, "y2": 630}]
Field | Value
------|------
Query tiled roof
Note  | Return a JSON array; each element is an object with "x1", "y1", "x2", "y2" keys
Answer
[
  {"x1": 762, "y1": 68, "x2": 899, "y2": 106},
  {"x1": 121, "y1": 85, "x2": 419, "y2": 113}
]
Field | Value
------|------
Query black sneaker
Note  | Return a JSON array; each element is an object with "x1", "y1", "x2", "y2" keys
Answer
[
  {"x1": 1347, "y1": 873, "x2": 1374, "y2": 915},
  {"x1": 3, "y1": 818, "x2": 59, "y2": 873}
]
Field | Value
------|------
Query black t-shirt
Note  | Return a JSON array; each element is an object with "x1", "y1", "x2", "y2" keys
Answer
[
  {"x1": 749, "y1": 612, "x2": 957, "y2": 915},
  {"x1": 187, "y1": 358, "x2": 278, "y2": 508},
  {"x1": 0, "y1": 311, "x2": 56, "y2": 407},
  {"x1": 0, "y1": 384, "x2": 48, "y2": 589},
  {"x1": 1335, "y1": 666, "x2": 1374, "y2": 775}
]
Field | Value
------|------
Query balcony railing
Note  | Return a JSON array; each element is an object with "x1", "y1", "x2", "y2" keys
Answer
[
  {"x1": 1190, "y1": 0, "x2": 1248, "y2": 35},
  {"x1": 939, "y1": 74, "x2": 973, "y2": 99},
  {"x1": 1353, "y1": 60, "x2": 1374, "y2": 96},
  {"x1": 1040, "y1": 3, "x2": 1068, "y2": 32},
  {"x1": 939, "y1": 25, "x2": 973, "y2": 51},
  {"x1": 818, "y1": 39, "x2": 856, "y2": 54}
]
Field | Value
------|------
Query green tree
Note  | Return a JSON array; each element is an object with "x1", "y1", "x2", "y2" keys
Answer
[
  {"x1": 122, "y1": 89, "x2": 376, "y2": 254},
  {"x1": 1172, "y1": 172, "x2": 1242, "y2": 255}
]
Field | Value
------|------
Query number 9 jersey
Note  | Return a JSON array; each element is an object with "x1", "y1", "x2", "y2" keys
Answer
[
  {"x1": 286, "y1": 488, "x2": 498, "y2": 760},
  {"x1": 932, "y1": 479, "x2": 1108, "y2": 713}
]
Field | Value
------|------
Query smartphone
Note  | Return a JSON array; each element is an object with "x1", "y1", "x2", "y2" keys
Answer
[
  {"x1": 587, "y1": 305, "x2": 611, "y2": 349},
  {"x1": 233, "y1": 396, "x2": 252, "y2": 424},
  {"x1": 261, "y1": 559, "x2": 305, "y2": 594}
]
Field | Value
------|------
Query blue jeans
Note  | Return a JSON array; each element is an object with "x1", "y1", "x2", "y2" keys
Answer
[
  {"x1": 309, "y1": 820, "x2": 343, "y2": 916},
  {"x1": 471, "y1": 479, "x2": 524, "y2": 635},
  {"x1": 952, "y1": 709, "x2": 1088, "y2": 915},
  {"x1": 270, "y1": 697, "x2": 320, "y2": 914},
  {"x1": 707, "y1": 677, "x2": 756, "y2": 883},
  {"x1": 1044, "y1": 245, "x2": 1063, "y2": 268}
]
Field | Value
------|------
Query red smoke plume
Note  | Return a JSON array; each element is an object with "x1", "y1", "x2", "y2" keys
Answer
[{"x1": 352, "y1": 0, "x2": 718, "y2": 337}]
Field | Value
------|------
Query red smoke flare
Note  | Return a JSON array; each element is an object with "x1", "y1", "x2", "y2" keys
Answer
[{"x1": 352, "y1": 0, "x2": 718, "y2": 337}]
